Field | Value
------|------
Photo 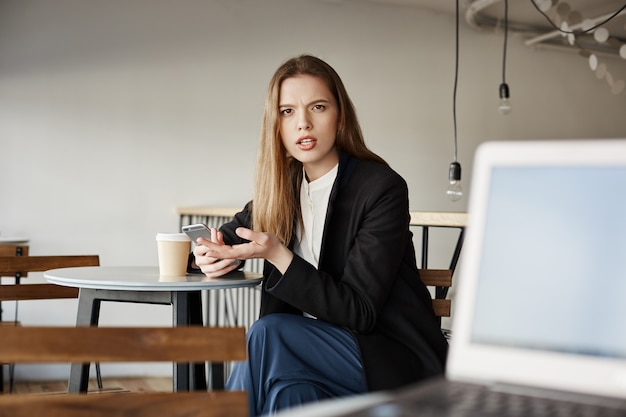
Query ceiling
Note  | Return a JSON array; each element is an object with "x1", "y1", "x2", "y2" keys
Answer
[{"x1": 346, "y1": 0, "x2": 626, "y2": 57}]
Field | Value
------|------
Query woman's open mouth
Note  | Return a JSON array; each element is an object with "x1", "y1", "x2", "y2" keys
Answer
[{"x1": 297, "y1": 136, "x2": 317, "y2": 150}]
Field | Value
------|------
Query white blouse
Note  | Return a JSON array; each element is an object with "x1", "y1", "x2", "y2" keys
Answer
[
  {"x1": 294, "y1": 164, "x2": 338, "y2": 318},
  {"x1": 295, "y1": 164, "x2": 338, "y2": 267}
]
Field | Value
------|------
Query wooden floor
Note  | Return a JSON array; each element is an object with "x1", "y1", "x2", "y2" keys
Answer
[{"x1": 5, "y1": 376, "x2": 172, "y2": 394}]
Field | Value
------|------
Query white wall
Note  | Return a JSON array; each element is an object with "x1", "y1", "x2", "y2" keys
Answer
[{"x1": 1, "y1": 0, "x2": 625, "y2": 380}]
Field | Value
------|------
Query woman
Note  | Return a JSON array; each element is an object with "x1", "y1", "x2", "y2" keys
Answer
[{"x1": 193, "y1": 54, "x2": 447, "y2": 416}]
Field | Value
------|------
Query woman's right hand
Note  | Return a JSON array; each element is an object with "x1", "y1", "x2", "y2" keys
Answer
[
  {"x1": 202, "y1": 227, "x2": 293, "y2": 274},
  {"x1": 192, "y1": 228, "x2": 241, "y2": 278}
]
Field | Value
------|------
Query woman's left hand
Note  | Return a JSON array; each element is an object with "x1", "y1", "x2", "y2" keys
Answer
[{"x1": 193, "y1": 228, "x2": 241, "y2": 278}]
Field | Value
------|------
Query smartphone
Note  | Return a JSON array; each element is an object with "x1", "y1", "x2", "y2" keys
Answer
[
  {"x1": 181, "y1": 223, "x2": 212, "y2": 242},
  {"x1": 182, "y1": 223, "x2": 242, "y2": 268}
]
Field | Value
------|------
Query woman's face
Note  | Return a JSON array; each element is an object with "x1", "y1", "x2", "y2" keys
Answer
[{"x1": 279, "y1": 74, "x2": 339, "y2": 181}]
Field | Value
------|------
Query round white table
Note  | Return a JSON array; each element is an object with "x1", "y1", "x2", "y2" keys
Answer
[
  {"x1": 44, "y1": 266, "x2": 262, "y2": 392},
  {"x1": 45, "y1": 265, "x2": 262, "y2": 291}
]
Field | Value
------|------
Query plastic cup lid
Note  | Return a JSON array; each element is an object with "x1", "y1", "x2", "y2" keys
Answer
[{"x1": 156, "y1": 233, "x2": 191, "y2": 242}]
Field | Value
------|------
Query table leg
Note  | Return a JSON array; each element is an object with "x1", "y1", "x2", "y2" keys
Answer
[
  {"x1": 189, "y1": 292, "x2": 208, "y2": 391},
  {"x1": 172, "y1": 291, "x2": 190, "y2": 392},
  {"x1": 68, "y1": 289, "x2": 101, "y2": 393},
  {"x1": 172, "y1": 291, "x2": 207, "y2": 391},
  {"x1": 203, "y1": 291, "x2": 225, "y2": 390},
  {"x1": 66, "y1": 288, "x2": 208, "y2": 393}
]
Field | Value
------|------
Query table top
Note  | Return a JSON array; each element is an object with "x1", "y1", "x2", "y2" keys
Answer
[
  {"x1": 0, "y1": 237, "x2": 29, "y2": 244},
  {"x1": 44, "y1": 266, "x2": 263, "y2": 291}
]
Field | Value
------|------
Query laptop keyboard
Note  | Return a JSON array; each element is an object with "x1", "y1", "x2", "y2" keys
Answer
[
  {"x1": 444, "y1": 382, "x2": 623, "y2": 417},
  {"x1": 351, "y1": 381, "x2": 626, "y2": 417}
]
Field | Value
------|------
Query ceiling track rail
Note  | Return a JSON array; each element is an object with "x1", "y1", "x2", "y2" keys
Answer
[{"x1": 464, "y1": 0, "x2": 626, "y2": 58}]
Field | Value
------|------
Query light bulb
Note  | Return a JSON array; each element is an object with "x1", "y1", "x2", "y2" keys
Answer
[
  {"x1": 498, "y1": 83, "x2": 511, "y2": 115},
  {"x1": 447, "y1": 161, "x2": 463, "y2": 202}
]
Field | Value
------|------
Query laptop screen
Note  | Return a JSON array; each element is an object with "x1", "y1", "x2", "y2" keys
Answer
[{"x1": 470, "y1": 165, "x2": 626, "y2": 359}]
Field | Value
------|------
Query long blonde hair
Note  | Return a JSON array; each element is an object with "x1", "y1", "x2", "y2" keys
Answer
[{"x1": 253, "y1": 55, "x2": 387, "y2": 245}]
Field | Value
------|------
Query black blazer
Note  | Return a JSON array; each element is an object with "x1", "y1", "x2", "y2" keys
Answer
[{"x1": 220, "y1": 152, "x2": 448, "y2": 391}]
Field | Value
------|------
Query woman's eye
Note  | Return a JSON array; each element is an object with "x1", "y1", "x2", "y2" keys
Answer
[
  {"x1": 280, "y1": 108, "x2": 293, "y2": 116},
  {"x1": 312, "y1": 104, "x2": 326, "y2": 111}
]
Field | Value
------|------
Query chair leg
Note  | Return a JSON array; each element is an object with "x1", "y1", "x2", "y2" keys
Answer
[
  {"x1": 96, "y1": 363, "x2": 103, "y2": 389},
  {"x1": 7, "y1": 278, "x2": 20, "y2": 393},
  {"x1": 8, "y1": 364, "x2": 14, "y2": 393}
]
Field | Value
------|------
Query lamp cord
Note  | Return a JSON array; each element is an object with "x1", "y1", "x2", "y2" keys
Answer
[
  {"x1": 502, "y1": 0, "x2": 508, "y2": 85},
  {"x1": 452, "y1": 0, "x2": 459, "y2": 163},
  {"x1": 530, "y1": 0, "x2": 626, "y2": 35}
]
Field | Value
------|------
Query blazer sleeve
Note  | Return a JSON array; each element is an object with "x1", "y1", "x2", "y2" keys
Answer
[{"x1": 265, "y1": 166, "x2": 413, "y2": 333}]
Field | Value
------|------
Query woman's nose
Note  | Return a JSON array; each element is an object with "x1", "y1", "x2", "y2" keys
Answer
[{"x1": 297, "y1": 113, "x2": 312, "y2": 130}]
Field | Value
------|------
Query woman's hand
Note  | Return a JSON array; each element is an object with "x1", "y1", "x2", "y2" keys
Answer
[
  {"x1": 201, "y1": 227, "x2": 294, "y2": 274},
  {"x1": 192, "y1": 228, "x2": 241, "y2": 278}
]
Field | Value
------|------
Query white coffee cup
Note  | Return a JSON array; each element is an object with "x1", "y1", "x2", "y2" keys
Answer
[{"x1": 156, "y1": 233, "x2": 191, "y2": 277}]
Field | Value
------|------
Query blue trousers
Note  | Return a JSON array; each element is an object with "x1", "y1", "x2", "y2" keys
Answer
[{"x1": 226, "y1": 313, "x2": 367, "y2": 416}]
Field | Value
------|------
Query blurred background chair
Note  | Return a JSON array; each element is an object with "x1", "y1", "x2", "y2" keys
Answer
[
  {"x1": 410, "y1": 212, "x2": 467, "y2": 339},
  {"x1": 419, "y1": 269, "x2": 453, "y2": 339},
  {"x1": 0, "y1": 254, "x2": 100, "y2": 393},
  {"x1": 0, "y1": 244, "x2": 29, "y2": 258},
  {"x1": 0, "y1": 326, "x2": 248, "y2": 417}
]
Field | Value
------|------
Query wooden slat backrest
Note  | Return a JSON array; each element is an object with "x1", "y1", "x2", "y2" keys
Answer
[
  {"x1": 0, "y1": 326, "x2": 246, "y2": 363},
  {"x1": 419, "y1": 269, "x2": 452, "y2": 317},
  {"x1": 419, "y1": 269, "x2": 453, "y2": 287},
  {"x1": 0, "y1": 245, "x2": 30, "y2": 278},
  {"x1": 0, "y1": 326, "x2": 248, "y2": 417},
  {"x1": 409, "y1": 211, "x2": 465, "y2": 322},
  {"x1": 0, "y1": 284, "x2": 79, "y2": 301},
  {"x1": 0, "y1": 391, "x2": 248, "y2": 417},
  {"x1": 0, "y1": 255, "x2": 100, "y2": 276},
  {"x1": 0, "y1": 245, "x2": 29, "y2": 257}
]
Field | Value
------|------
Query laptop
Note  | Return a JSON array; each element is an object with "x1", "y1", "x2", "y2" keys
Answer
[{"x1": 342, "y1": 139, "x2": 626, "y2": 416}]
